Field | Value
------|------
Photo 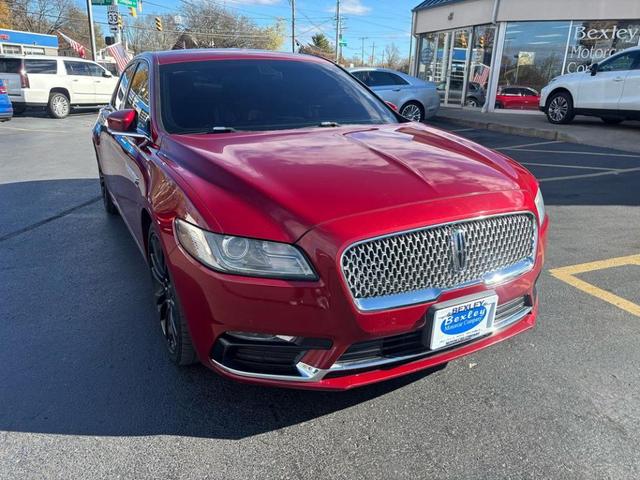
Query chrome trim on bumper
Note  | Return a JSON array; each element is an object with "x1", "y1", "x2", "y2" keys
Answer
[{"x1": 210, "y1": 359, "x2": 329, "y2": 382}]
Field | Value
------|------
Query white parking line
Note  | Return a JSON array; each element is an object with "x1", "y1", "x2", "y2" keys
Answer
[
  {"x1": 496, "y1": 140, "x2": 562, "y2": 150},
  {"x1": 508, "y1": 148, "x2": 640, "y2": 158},
  {"x1": 520, "y1": 162, "x2": 618, "y2": 171},
  {"x1": 0, "y1": 126, "x2": 71, "y2": 134},
  {"x1": 539, "y1": 166, "x2": 640, "y2": 182}
]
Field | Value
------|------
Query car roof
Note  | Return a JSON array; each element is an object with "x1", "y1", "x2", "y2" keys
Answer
[
  {"x1": 0, "y1": 54, "x2": 97, "y2": 63},
  {"x1": 348, "y1": 67, "x2": 404, "y2": 74},
  {"x1": 145, "y1": 48, "x2": 331, "y2": 66}
]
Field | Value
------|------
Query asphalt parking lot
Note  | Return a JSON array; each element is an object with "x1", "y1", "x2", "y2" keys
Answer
[{"x1": 1, "y1": 112, "x2": 639, "y2": 479}]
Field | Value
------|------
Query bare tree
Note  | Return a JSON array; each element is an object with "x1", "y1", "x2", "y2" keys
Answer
[
  {"x1": 382, "y1": 43, "x2": 401, "y2": 69},
  {"x1": 9, "y1": 0, "x2": 73, "y2": 34},
  {"x1": 180, "y1": 1, "x2": 284, "y2": 50}
]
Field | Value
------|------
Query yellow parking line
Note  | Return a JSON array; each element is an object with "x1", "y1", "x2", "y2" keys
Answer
[{"x1": 550, "y1": 254, "x2": 640, "y2": 317}]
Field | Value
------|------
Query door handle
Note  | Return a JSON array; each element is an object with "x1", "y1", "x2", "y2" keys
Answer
[
  {"x1": 392, "y1": 88, "x2": 401, "y2": 92},
  {"x1": 613, "y1": 77, "x2": 624, "y2": 82},
  {"x1": 72, "y1": 79, "x2": 79, "y2": 82}
]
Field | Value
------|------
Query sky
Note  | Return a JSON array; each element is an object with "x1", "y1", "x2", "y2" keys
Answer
[{"x1": 89, "y1": 0, "x2": 418, "y2": 63}]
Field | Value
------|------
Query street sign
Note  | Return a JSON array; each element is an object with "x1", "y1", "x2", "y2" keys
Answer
[
  {"x1": 91, "y1": 0, "x2": 112, "y2": 5},
  {"x1": 107, "y1": 5, "x2": 119, "y2": 33},
  {"x1": 117, "y1": 0, "x2": 137, "y2": 8}
]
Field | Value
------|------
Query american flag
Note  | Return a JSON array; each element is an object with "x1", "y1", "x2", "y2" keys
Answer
[
  {"x1": 472, "y1": 65, "x2": 490, "y2": 87},
  {"x1": 106, "y1": 42, "x2": 133, "y2": 74},
  {"x1": 57, "y1": 31, "x2": 86, "y2": 59}
]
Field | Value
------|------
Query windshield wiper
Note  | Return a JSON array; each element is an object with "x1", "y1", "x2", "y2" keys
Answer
[
  {"x1": 318, "y1": 121, "x2": 341, "y2": 128},
  {"x1": 209, "y1": 126, "x2": 238, "y2": 133}
]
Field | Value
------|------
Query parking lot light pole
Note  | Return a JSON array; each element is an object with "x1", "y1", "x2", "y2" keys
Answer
[
  {"x1": 335, "y1": 0, "x2": 340, "y2": 62},
  {"x1": 86, "y1": 0, "x2": 98, "y2": 61}
]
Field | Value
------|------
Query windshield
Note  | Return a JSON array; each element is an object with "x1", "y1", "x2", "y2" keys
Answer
[{"x1": 159, "y1": 59, "x2": 399, "y2": 134}]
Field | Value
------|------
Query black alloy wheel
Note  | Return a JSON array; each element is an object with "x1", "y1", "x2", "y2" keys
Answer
[{"x1": 148, "y1": 228, "x2": 197, "y2": 365}]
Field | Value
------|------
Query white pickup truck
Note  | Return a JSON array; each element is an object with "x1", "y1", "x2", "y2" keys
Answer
[{"x1": 0, "y1": 54, "x2": 119, "y2": 118}]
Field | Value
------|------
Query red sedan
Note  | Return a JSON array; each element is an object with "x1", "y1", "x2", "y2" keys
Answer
[
  {"x1": 92, "y1": 50, "x2": 547, "y2": 390},
  {"x1": 495, "y1": 86, "x2": 541, "y2": 110}
]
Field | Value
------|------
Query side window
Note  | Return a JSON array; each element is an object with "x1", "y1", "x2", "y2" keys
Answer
[
  {"x1": 87, "y1": 63, "x2": 106, "y2": 77},
  {"x1": 387, "y1": 73, "x2": 409, "y2": 85},
  {"x1": 502, "y1": 87, "x2": 519, "y2": 95},
  {"x1": 113, "y1": 63, "x2": 137, "y2": 110},
  {"x1": 24, "y1": 59, "x2": 57, "y2": 74},
  {"x1": 368, "y1": 71, "x2": 406, "y2": 87},
  {"x1": 125, "y1": 62, "x2": 150, "y2": 133},
  {"x1": 351, "y1": 71, "x2": 367, "y2": 83},
  {"x1": 65, "y1": 61, "x2": 90, "y2": 76},
  {"x1": 599, "y1": 53, "x2": 636, "y2": 72}
]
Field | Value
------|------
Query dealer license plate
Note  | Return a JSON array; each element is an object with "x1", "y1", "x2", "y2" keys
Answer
[{"x1": 429, "y1": 293, "x2": 499, "y2": 351}]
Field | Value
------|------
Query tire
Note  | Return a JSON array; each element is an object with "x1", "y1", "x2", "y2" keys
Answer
[
  {"x1": 545, "y1": 91, "x2": 575, "y2": 124},
  {"x1": 399, "y1": 101, "x2": 424, "y2": 122},
  {"x1": 148, "y1": 226, "x2": 198, "y2": 366},
  {"x1": 600, "y1": 116, "x2": 624, "y2": 125},
  {"x1": 47, "y1": 92, "x2": 70, "y2": 119},
  {"x1": 494, "y1": 102, "x2": 503, "y2": 109},
  {"x1": 99, "y1": 171, "x2": 118, "y2": 215},
  {"x1": 465, "y1": 98, "x2": 479, "y2": 108}
]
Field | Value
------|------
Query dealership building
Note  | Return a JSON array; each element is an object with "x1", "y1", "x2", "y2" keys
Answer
[{"x1": 410, "y1": 0, "x2": 640, "y2": 110}]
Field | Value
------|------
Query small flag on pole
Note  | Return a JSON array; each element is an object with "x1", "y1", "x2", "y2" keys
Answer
[
  {"x1": 106, "y1": 42, "x2": 133, "y2": 74},
  {"x1": 57, "y1": 31, "x2": 87, "y2": 59}
]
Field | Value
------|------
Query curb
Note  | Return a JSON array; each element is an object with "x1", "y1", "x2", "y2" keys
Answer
[{"x1": 434, "y1": 115, "x2": 579, "y2": 143}]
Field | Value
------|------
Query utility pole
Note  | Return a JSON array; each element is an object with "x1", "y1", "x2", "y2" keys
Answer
[
  {"x1": 334, "y1": 0, "x2": 340, "y2": 62},
  {"x1": 370, "y1": 42, "x2": 375, "y2": 66},
  {"x1": 290, "y1": 0, "x2": 295, "y2": 53},
  {"x1": 86, "y1": 0, "x2": 97, "y2": 60},
  {"x1": 359, "y1": 36, "x2": 367, "y2": 65}
]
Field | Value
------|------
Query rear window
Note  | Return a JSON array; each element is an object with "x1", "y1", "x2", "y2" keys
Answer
[
  {"x1": 159, "y1": 59, "x2": 398, "y2": 134},
  {"x1": 25, "y1": 59, "x2": 57, "y2": 74},
  {"x1": 0, "y1": 58, "x2": 22, "y2": 74}
]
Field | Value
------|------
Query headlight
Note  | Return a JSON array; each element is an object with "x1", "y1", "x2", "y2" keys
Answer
[
  {"x1": 534, "y1": 187, "x2": 545, "y2": 225},
  {"x1": 174, "y1": 219, "x2": 316, "y2": 280}
]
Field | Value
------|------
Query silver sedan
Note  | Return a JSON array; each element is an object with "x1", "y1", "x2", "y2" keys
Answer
[{"x1": 349, "y1": 67, "x2": 440, "y2": 121}]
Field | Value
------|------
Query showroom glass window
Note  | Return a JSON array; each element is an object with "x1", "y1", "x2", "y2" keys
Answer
[
  {"x1": 499, "y1": 21, "x2": 571, "y2": 106},
  {"x1": 564, "y1": 21, "x2": 640, "y2": 73}
]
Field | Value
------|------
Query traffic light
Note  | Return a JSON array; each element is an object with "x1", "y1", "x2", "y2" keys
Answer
[
  {"x1": 117, "y1": 14, "x2": 123, "y2": 30},
  {"x1": 129, "y1": 7, "x2": 136, "y2": 17},
  {"x1": 155, "y1": 17, "x2": 163, "y2": 32}
]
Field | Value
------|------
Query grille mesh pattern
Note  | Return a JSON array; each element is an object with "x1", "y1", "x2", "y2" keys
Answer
[{"x1": 341, "y1": 214, "x2": 535, "y2": 299}]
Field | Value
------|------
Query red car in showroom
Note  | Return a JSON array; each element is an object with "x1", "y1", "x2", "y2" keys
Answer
[{"x1": 92, "y1": 50, "x2": 547, "y2": 390}]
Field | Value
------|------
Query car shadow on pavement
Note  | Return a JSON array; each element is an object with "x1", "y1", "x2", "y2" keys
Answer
[{"x1": 0, "y1": 179, "x2": 443, "y2": 440}]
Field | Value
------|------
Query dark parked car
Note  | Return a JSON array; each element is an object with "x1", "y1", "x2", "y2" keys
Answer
[
  {"x1": 0, "y1": 79, "x2": 12, "y2": 121},
  {"x1": 437, "y1": 80, "x2": 486, "y2": 107},
  {"x1": 93, "y1": 49, "x2": 547, "y2": 390}
]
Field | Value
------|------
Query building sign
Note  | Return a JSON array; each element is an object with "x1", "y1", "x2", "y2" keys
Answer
[
  {"x1": 0, "y1": 29, "x2": 59, "y2": 48},
  {"x1": 565, "y1": 21, "x2": 640, "y2": 73}
]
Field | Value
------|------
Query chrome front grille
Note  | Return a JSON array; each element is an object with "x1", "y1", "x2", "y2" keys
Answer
[{"x1": 341, "y1": 213, "x2": 536, "y2": 308}]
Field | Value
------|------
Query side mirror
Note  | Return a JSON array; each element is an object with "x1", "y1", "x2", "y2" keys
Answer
[
  {"x1": 103, "y1": 70, "x2": 113, "y2": 78},
  {"x1": 107, "y1": 109, "x2": 148, "y2": 140},
  {"x1": 385, "y1": 101, "x2": 398, "y2": 111},
  {"x1": 590, "y1": 63, "x2": 599, "y2": 76}
]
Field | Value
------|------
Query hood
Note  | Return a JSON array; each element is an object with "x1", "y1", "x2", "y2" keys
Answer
[{"x1": 163, "y1": 123, "x2": 532, "y2": 242}]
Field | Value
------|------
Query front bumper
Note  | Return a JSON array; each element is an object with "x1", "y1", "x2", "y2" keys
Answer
[{"x1": 164, "y1": 196, "x2": 548, "y2": 390}]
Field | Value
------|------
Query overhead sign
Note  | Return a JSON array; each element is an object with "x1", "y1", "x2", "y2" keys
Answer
[
  {"x1": 108, "y1": 5, "x2": 119, "y2": 33},
  {"x1": 117, "y1": 0, "x2": 138, "y2": 8}
]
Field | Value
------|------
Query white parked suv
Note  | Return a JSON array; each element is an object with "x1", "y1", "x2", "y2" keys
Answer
[
  {"x1": 539, "y1": 47, "x2": 640, "y2": 125},
  {"x1": 0, "y1": 55, "x2": 119, "y2": 118}
]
